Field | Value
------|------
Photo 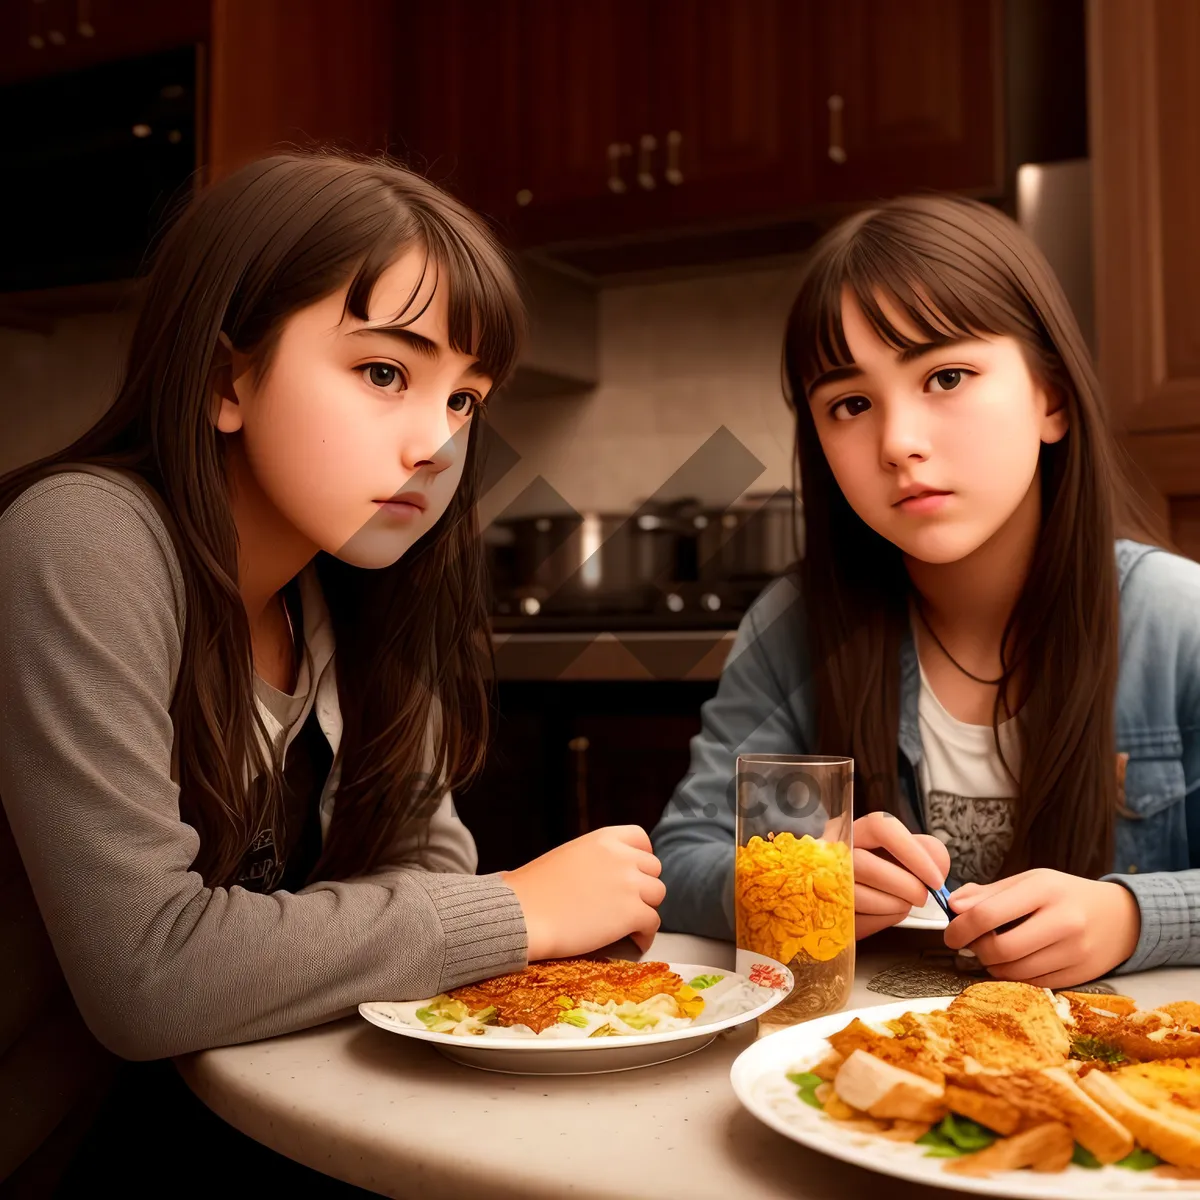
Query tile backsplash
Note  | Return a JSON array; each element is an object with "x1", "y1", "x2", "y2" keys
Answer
[
  {"x1": 481, "y1": 259, "x2": 803, "y2": 525},
  {"x1": 0, "y1": 258, "x2": 804, "y2": 517}
]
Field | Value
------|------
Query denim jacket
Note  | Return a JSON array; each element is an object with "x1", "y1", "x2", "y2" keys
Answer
[{"x1": 651, "y1": 540, "x2": 1200, "y2": 974}]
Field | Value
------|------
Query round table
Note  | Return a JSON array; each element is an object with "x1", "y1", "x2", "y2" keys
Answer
[{"x1": 176, "y1": 931, "x2": 1199, "y2": 1200}]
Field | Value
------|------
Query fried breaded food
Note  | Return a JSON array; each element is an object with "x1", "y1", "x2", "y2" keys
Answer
[
  {"x1": 1081, "y1": 1069, "x2": 1200, "y2": 1169},
  {"x1": 833, "y1": 1050, "x2": 947, "y2": 1122},
  {"x1": 1059, "y1": 990, "x2": 1137, "y2": 1017},
  {"x1": 1110, "y1": 1059, "x2": 1200, "y2": 1121},
  {"x1": 962, "y1": 1066, "x2": 1134, "y2": 1163},
  {"x1": 1160, "y1": 1002, "x2": 1200, "y2": 1028},
  {"x1": 447, "y1": 958, "x2": 684, "y2": 1033},
  {"x1": 1068, "y1": 1001, "x2": 1200, "y2": 1064},
  {"x1": 826, "y1": 1017, "x2": 946, "y2": 1084},
  {"x1": 942, "y1": 1084, "x2": 1022, "y2": 1136},
  {"x1": 947, "y1": 982, "x2": 1070, "y2": 1070},
  {"x1": 943, "y1": 1122, "x2": 1074, "y2": 1177},
  {"x1": 812, "y1": 984, "x2": 1200, "y2": 1176}
]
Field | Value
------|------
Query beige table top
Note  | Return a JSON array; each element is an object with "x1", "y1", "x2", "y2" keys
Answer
[{"x1": 177, "y1": 931, "x2": 1199, "y2": 1200}]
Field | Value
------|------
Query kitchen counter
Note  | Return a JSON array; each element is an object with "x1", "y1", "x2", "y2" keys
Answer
[{"x1": 490, "y1": 629, "x2": 735, "y2": 681}]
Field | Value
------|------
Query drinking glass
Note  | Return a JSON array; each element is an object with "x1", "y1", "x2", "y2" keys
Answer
[{"x1": 734, "y1": 754, "x2": 855, "y2": 1027}]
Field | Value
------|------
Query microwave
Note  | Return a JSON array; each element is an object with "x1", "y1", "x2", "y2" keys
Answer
[{"x1": 0, "y1": 44, "x2": 200, "y2": 294}]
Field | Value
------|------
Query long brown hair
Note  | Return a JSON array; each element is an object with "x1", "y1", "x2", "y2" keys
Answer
[
  {"x1": 0, "y1": 152, "x2": 525, "y2": 888},
  {"x1": 783, "y1": 193, "x2": 1159, "y2": 880}
]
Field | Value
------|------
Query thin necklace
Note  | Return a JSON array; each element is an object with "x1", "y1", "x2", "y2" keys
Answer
[
  {"x1": 912, "y1": 598, "x2": 1005, "y2": 687},
  {"x1": 280, "y1": 590, "x2": 298, "y2": 655}
]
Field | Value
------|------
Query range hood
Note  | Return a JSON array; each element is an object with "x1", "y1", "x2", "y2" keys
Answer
[{"x1": 507, "y1": 255, "x2": 598, "y2": 399}]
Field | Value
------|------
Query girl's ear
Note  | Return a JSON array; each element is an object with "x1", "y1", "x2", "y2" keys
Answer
[
  {"x1": 211, "y1": 331, "x2": 245, "y2": 434},
  {"x1": 1040, "y1": 383, "x2": 1069, "y2": 445}
]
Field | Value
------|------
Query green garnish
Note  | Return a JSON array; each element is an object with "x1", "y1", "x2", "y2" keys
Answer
[
  {"x1": 1071, "y1": 1144, "x2": 1102, "y2": 1169},
  {"x1": 1069, "y1": 1035, "x2": 1127, "y2": 1065},
  {"x1": 688, "y1": 974, "x2": 725, "y2": 990},
  {"x1": 618, "y1": 1011, "x2": 659, "y2": 1030},
  {"x1": 414, "y1": 1006, "x2": 455, "y2": 1032},
  {"x1": 589, "y1": 1023, "x2": 620, "y2": 1038},
  {"x1": 558, "y1": 1010, "x2": 589, "y2": 1028},
  {"x1": 554, "y1": 995, "x2": 576, "y2": 1009},
  {"x1": 940, "y1": 1113, "x2": 996, "y2": 1152},
  {"x1": 786, "y1": 1071, "x2": 825, "y2": 1110},
  {"x1": 1115, "y1": 1148, "x2": 1163, "y2": 1170},
  {"x1": 916, "y1": 1115, "x2": 998, "y2": 1158}
]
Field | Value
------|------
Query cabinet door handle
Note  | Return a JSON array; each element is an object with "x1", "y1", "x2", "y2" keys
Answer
[
  {"x1": 827, "y1": 95, "x2": 847, "y2": 164},
  {"x1": 607, "y1": 143, "x2": 632, "y2": 193},
  {"x1": 665, "y1": 130, "x2": 684, "y2": 185},
  {"x1": 568, "y1": 735, "x2": 590, "y2": 834},
  {"x1": 637, "y1": 134, "x2": 657, "y2": 189},
  {"x1": 28, "y1": 0, "x2": 45, "y2": 48}
]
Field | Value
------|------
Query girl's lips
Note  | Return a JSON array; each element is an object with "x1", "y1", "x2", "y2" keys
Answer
[
  {"x1": 374, "y1": 499, "x2": 424, "y2": 520},
  {"x1": 895, "y1": 491, "x2": 953, "y2": 515}
]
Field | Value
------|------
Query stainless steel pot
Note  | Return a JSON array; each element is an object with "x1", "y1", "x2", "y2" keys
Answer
[
  {"x1": 492, "y1": 506, "x2": 693, "y2": 598},
  {"x1": 693, "y1": 490, "x2": 803, "y2": 581}
]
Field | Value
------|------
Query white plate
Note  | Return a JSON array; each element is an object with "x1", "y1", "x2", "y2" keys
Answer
[
  {"x1": 898, "y1": 895, "x2": 950, "y2": 930},
  {"x1": 730, "y1": 995, "x2": 1200, "y2": 1198},
  {"x1": 359, "y1": 956, "x2": 793, "y2": 1076}
]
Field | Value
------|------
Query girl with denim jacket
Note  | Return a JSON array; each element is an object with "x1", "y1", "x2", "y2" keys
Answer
[{"x1": 652, "y1": 194, "x2": 1199, "y2": 987}]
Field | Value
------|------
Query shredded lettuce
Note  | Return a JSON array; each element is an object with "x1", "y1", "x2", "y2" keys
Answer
[
  {"x1": 1115, "y1": 1148, "x2": 1162, "y2": 1170},
  {"x1": 786, "y1": 1071, "x2": 824, "y2": 1110},
  {"x1": 916, "y1": 1114, "x2": 997, "y2": 1158}
]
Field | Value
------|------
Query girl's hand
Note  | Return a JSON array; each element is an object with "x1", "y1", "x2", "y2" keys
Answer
[
  {"x1": 944, "y1": 869, "x2": 1142, "y2": 988},
  {"x1": 852, "y1": 812, "x2": 951, "y2": 939},
  {"x1": 501, "y1": 826, "x2": 665, "y2": 961}
]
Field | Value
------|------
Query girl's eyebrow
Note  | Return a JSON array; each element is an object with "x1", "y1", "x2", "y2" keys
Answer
[
  {"x1": 349, "y1": 325, "x2": 489, "y2": 379},
  {"x1": 809, "y1": 335, "x2": 981, "y2": 394},
  {"x1": 895, "y1": 334, "x2": 979, "y2": 364}
]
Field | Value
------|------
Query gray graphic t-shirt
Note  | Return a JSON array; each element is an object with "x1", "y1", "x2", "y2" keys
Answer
[{"x1": 916, "y1": 664, "x2": 1020, "y2": 885}]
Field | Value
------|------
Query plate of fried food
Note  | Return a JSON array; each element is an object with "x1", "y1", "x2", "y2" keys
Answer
[
  {"x1": 360, "y1": 954, "x2": 794, "y2": 1075},
  {"x1": 731, "y1": 981, "x2": 1200, "y2": 1197}
]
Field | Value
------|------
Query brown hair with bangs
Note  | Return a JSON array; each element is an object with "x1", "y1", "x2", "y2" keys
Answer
[
  {"x1": 0, "y1": 151, "x2": 525, "y2": 888},
  {"x1": 783, "y1": 193, "x2": 1159, "y2": 880}
]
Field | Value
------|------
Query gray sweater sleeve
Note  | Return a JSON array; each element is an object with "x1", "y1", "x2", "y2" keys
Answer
[{"x1": 0, "y1": 474, "x2": 527, "y2": 1062}]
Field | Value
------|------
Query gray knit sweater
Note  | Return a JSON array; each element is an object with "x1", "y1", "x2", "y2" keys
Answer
[{"x1": 0, "y1": 468, "x2": 527, "y2": 1179}]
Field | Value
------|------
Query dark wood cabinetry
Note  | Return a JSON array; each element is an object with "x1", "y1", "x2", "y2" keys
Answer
[
  {"x1": 4, "y1": 0, "x2": 1008, "y2": 287},
  {"x1": 0, "y1": 0, "x2": 209, "y2": 84},
  {"x1": 809, "y1": 0, "x2": 1003, "y2": 205},
  {"x1": 452, "y1": 681, "x2": 717, "y2": 875},
  {"x1": 0, "y1": 0, "x2": 396, "y2": 183},
  {"x1": 1089, "y1": 0, "x2": 1200, "y2": 559},
  {"x1": 410, "y1": 0, "x2": 1004, "y2": 255}
]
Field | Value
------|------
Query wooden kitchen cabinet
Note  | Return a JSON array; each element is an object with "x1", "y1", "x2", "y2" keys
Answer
[
  {"x1": 207, "y1": 0, "x2": 397, "y2": 181},
  {"x1": 0, "y1": 0, "x2": 396, "y2": 183},
  {"x1": 507, "y1": 0, "x2": 815, "y2": 247},
  {"x1": 484, "y1": 0, "x2": 1001, "y2": 252},
  {"x1": 1088, "y1": 0, "x2": 1200, "y2": 557},
  {"x1": 567, "y1": 708, "x2": 705, "y2": 835},
  {"x1": 452, "y1": 681, "x2": 717, "y2": 874},
  {"x1": 809, "y1": 0, "x2": 1004, "y2": 204},
  {"x1": 506, "y1": 0, "x2": 656, "y2": 242},
  {"x1": 0, "y1": 0, "x2": 208, "y2": 84},
  {"x1": 642, "y1": 0, "x2": 816, "y2": 228}
]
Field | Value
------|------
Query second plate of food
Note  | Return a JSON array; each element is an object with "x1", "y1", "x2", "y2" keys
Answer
[
  {"x1": 729, "y1": 984, "x2": 1200, "y2": 1198},
  {"x1": 359, "y1": 954, "x2": 794, "y2": 1075}
]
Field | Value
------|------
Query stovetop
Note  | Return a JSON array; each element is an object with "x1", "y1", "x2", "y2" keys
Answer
[{"x1": 488, "y1": 578, "x2": 768, "y2": 634}]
